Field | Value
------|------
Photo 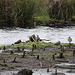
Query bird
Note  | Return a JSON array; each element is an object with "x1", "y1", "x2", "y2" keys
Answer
[{"x1": 68, "y1": 36, "x2": 72, "y2": 43}]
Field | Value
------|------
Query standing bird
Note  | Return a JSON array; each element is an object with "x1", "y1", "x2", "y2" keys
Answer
[
  {"x1": 68, "y1": 37, "x2": 72, "y2": 48},
  {"x1": 68, "y1": 36, "x2": 72, "y2": 43}
]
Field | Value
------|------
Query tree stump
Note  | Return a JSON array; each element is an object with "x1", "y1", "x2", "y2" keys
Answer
[
  {"x1": 22, "y1": 51, "x2": 26, "y2": 58},
  {"x1": 60, "y1": 45, "x2": 64, "y2": 52},
  {"x1": 17, "y1": 47, "x2": 20, "y2": 52},
  {"x1": 17, "y1": 69, "x2": 33, "y2": 75},
  {"x1": 22, "y1": 47, "x2": 24, "y2": 51},
  {"x1": 73, "y1": 50, "x2": 75, "y2": 56},
  {"x1": 13, "y1": 57, "x2": 16, "y2": 62},
  {"x1": 37, "y1": 55, "x2": 39, "y2": 59},
  {"x1": 59, "y1": 52, "x2": 64, "y2": 58},
  {"x1": 3, "y1": 46, "x2": 6, "y2": 51},
  {"x1": 10, "y1": 51, "x2": 14, "y2": 54},
  {"x1": 52, "y1": 54, "x2": 55, "y2": 60},
  {"x1": 47, "y1": 68, "x2": 49, "y2": 72}
]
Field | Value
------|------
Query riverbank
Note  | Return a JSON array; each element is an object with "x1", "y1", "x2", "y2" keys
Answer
[{"x1": 0, "y1": 42, "x2": 75, "y2": 72}]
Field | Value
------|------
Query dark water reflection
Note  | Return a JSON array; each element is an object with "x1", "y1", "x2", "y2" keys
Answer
[{"x1": 0, "y1": 26, "x2": 75, "y2": 46}]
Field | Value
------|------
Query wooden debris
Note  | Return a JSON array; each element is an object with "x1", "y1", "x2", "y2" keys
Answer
[
  {"x1": 14, "y1": 40, "x2": 21, "y2": 44},
  {"x1": 17, "y1": 69, "x2": 33, "y2": 75},
  {"x1": 29, "y1": 34, "x2": 41, "y2": 42}
]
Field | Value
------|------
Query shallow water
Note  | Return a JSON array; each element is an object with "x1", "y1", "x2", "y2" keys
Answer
[
  {"x1": 0, "y1": 68, "x2": 75, "y2": 75},
  {"x1": 0, "y1": 26, "x2": 75, "y2": 46}
]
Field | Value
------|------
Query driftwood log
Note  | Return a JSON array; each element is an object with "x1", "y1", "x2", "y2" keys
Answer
[
  {"x1": 14, "y1": 40, "x2": 21, "y2": 44},
  {"x1": 29, "y1": 34, "x2": 41, "y2": 42}
]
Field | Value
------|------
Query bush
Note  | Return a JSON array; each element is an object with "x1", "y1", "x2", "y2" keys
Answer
[
  {"x1": 48, "y1": 0, "x2": 73, "y2": 21},
  {"x1": 12, "y1": 0, "x2": 35, "y2": 28}
]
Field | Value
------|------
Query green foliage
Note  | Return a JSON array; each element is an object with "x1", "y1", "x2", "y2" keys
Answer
[
  {"x1": 12, "y1": 0, "x2": 35, "y2": 28},
  {"x1": 48, "y1": 0, "x2": 73, "y2": 21},
  {"x1": 33, "y1": 0, "x2": 49, "y2": 24}
]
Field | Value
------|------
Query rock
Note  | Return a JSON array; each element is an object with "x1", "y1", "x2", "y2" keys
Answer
[
  {"x1": 17, "y1": 69, "x2": 33, "y2": 75},
  {"x1": 14, "y1": 40, "x2": 21, "y2": 44}
]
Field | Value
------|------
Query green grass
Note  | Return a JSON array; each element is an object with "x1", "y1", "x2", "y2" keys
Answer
[{"x1": 1, "y1": 42, "x2": 75, "y2": 49}]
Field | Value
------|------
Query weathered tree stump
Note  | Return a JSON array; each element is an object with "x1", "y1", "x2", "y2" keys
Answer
[
  {"x1": 17, "y1": 47, "x2": 20, "y2": 52},
  {"x1": 32, "y1": 44, "x2": 36, "y2": 49},
  {"x1": 43, "y1": 47, "x2": 45, "y2": 51},
  {"x1": 47, "y1": 68, "x2": 49, "y2": 72},
  {"x1": 37, "y1": 55, "x2": 39, "y2": 59},
  {"x1": 22, "y1": 47, "x2": 24, "y2": 51},
  {"x1": 3, "y1": 46, "x2": 6, "y2": 51},
  {"x1": 73, "y1": 50, "x2": 75, "y2": 56},
  {"x1": 17, "y1": 69, "x2": 33, "y2": 75},
  {"x1": 60, "y1": 45, "x2": 64, "y2": 52},
  {"x1": 31, "y1": 44, "x2": 36, "y2": 55},
  {"x1": 59, "y1": 52, "x2": 64, "y2": 58},
  {"x1": 13, "y1": 57, "x2": 16, "y2": 62},
  {"x1": 52, "y1": 54, "x2": 55, "y2": 60},
  {"x1": 3, "y1": 59, "x2": 6, "y2": 64},
  {"x1": 22, "y1": 51, "x2": 26, "y2": 58},
  {"x1": 10, "y1": 51, "x2": 14, "y2": 54}
]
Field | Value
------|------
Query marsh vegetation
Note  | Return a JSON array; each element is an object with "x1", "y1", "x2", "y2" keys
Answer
[{"x1": 0, "y1": 0, "x2": 75, "y2": 28}]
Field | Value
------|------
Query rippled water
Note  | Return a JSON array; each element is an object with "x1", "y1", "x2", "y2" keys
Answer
[
  {"x1": 0, "y1": 26, "x2": 75, "y2": 46},
  {"x1": 0, "y1": 68, "x2": 75, "y2": 75}
]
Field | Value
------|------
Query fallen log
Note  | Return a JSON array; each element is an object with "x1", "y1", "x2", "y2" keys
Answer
[
  {"x1": 14, "y1": 40, "x2": 21, "y2": 44},
  {"x1": 55, "y1": 65, "x2": 75, "y2": 69}
]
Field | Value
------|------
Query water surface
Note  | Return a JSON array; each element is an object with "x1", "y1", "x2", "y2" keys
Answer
[{"x1": 0, "y1": 26, "x2": 75, "y2": 45}]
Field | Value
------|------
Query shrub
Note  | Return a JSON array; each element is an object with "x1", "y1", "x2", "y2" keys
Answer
[
  {"x1": 48, "y1": 0, "x2": 73, "y2": 21},
  {"x1": 12, "y1": 0, "x2": 35, "y2": 28}
]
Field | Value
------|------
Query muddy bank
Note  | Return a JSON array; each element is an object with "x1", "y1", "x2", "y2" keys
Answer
[{"x1": 0, "y1": 42, "x2": 75, "y2": 75}]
